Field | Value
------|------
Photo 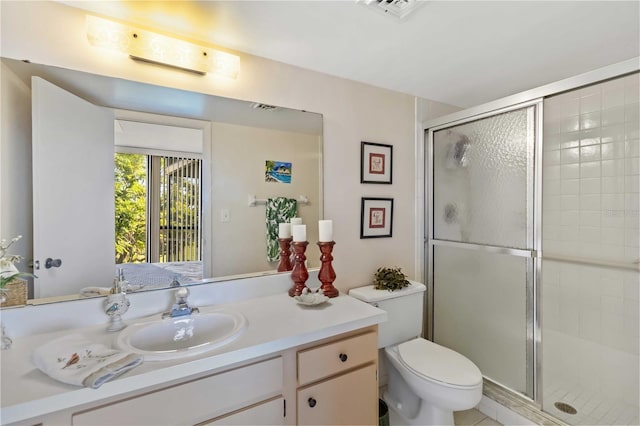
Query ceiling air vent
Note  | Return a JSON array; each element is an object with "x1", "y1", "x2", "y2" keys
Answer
[
  {"x1": 359, "y1": 0, "x2": 426, "y2": 20},
  {"x1": 251, "y1": 103, "x2": 278, "y2": 111}
]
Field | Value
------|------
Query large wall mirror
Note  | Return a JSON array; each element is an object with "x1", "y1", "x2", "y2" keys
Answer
[{"x1": 1, "y1": 57, "x2": 323, "y2": 304}]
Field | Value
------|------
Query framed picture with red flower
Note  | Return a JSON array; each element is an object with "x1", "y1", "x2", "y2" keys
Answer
[
  {"x1": 360, "y1": 197, "x2": 393, "y2": 238},
  {"x1": 361, "y1": 141, "x2": 392, "y2": 184}
]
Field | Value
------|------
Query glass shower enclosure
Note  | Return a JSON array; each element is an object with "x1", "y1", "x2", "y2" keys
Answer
[
  {"x1": 426, "y1": 103, "x2": 541, "y2": 401},
  {"x1": 424, "y1": 71, "x2": 639, "y2": 425}
]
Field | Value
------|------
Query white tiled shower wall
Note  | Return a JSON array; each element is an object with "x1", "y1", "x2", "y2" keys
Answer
[{"x1": 542, "y1": 73, "x2": 639, "y2": 425}]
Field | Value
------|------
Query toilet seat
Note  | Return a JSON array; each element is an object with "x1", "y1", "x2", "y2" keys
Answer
[{"x1": 396, "y1": 338, "x2": 482, "y2": 388}]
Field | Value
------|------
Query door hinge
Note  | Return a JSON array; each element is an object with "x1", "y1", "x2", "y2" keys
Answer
[{"x1": 283, "y1": 399, "x2": 286, "y2": 417}]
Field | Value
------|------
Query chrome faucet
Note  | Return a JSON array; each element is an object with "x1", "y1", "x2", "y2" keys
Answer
[{"x1": 162, "y1": 287, "x2": 199, "y2": 319}]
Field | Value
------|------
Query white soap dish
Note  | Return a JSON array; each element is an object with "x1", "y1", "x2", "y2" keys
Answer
[{"x1": 294, "y1": 289, "x2": 329, "y2": 306}]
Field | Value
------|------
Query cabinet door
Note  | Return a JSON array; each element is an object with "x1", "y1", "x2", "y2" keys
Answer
[
  {"x1": 297, "y1": 363, "x2": 377, "y2": 426},
  {"x1": 201, "y1": 397, "x2": 284, "y2": 425},
  {"x1": 73, "y1": 357, "x2": 282, "y2": 425}
]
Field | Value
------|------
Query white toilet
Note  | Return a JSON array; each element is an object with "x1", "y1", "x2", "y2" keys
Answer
[{"x1": 349, "y1": 281, "x2": 483, "y2": 426}]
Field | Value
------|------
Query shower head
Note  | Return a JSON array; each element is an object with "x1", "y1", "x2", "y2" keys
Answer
[{"x1": 446, "y1": 134, "x2": 470, "y2": 168}]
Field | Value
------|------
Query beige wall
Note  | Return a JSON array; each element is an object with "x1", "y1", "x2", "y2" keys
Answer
[
  {"x1": 211, "y1": 122, "x2": 321, "y2": 276},
  {"x1": 0, "y1": 0, "x2": 458, "y2": 291}
]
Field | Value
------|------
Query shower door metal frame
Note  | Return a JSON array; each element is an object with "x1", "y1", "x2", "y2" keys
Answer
[{"x1": 424, "y1": 99, "x2": 543, "y2": 404}]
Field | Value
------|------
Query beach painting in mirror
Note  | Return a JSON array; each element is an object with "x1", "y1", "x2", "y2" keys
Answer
[{"x1": 265, "y1": 161, "x2": 292, "y2": 184}]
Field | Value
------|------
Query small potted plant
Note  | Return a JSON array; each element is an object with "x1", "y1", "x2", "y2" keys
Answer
[
  {"x1": 0, "y1": 235, "x2": 35, "y2": 305},
  {"x1": 373, "y1": 266, "x2": 410, "y2": 291}
]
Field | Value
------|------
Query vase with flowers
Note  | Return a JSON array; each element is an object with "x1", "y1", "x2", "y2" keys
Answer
[{"x1": 0, "y1": 235, "x2": 35, "y2": 305}]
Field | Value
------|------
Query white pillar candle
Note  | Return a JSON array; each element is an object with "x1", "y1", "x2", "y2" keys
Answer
[
  {"x1": 290, "y1": 217, "x2": 302, "y2": 226},
  {"x1": 318, "y1": 219, "x2": 333, "y2": 242},
  {"x1": 292, "y1": 224, "x2": 307, "y2": 242},
  {"x1": 278, "y1": 223, "x2": 291, "y2": 239}
]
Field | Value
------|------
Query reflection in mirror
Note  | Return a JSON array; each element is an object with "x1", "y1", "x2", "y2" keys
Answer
[
  {"x1": 114, "y1": 123, "x2": 205, "y2": 292},
  {"x1": 1, "y1": 57, "x2": 323, "y2": 304}
]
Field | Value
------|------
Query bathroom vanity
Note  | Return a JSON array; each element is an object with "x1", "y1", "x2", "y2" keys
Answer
[{"x1": 0, "y1": 274, "x2": 386, "y2": 426}]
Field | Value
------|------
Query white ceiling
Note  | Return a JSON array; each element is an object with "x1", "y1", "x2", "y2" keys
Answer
[{"x1": 63, "y1": 1, "x2": 639, "y2": 108}]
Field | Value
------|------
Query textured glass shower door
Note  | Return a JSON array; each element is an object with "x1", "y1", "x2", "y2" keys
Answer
[{"x1": 427, "y1": 104, "x2": 538, "y2": 399}]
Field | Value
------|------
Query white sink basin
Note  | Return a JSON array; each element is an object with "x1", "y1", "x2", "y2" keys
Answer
[{"x1": 116, "y1": 311, "x2": 247, "y2": 361}]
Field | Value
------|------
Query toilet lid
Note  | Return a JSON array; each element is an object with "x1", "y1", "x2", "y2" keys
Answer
[{"x1": 398, "y1": 338, "x2": 482, "y2": 388}]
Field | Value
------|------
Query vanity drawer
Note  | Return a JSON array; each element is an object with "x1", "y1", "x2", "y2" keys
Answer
[
  {"x1": 297, "y1": 331, "x2": 377, "y2": 385},
  {"x1": 297, "y1": 363, "x2": 377, "y2": 425},
  {"x1": 72, "y1": 357, "x2": 283, "y2": 425}
]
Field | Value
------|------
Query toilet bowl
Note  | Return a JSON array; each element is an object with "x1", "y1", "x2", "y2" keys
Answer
[
  {"x1": 348, "y1": 282, "x2": 483, "y2": 426},
  {"x1": 384, "y1": 337, "x2": 483, "y2": 425}
]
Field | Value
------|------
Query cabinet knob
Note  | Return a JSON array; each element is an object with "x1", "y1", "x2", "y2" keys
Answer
[
  {"x1": 308, "y1": 397, "x2": 317, "y2": 408},
  {"x1": 339, "y1": 353, "x2": 348, "y2": 362}
]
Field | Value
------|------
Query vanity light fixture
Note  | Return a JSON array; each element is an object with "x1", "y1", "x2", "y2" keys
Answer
[{"x1": 85, "y1": 15, "x2": 240, "y2": 78}]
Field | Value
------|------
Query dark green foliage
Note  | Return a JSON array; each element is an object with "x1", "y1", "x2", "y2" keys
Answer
[
  {"x1": 373, "y1": 267, "x2": 410, "y2": 291},
  {"x1": 115, "y1": 153, "x2": 147, "y2": 264}
]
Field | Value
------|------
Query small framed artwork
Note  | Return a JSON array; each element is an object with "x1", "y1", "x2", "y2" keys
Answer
[
  {"x1": 360, "y1": 197, "x2": 393, "y2": 238},
  {"x1": 265, "y1": 160, "x2": 292, "y2": 184},
  {"x1": 361, "y1": 141, "x2": 392, "y2": 184}
]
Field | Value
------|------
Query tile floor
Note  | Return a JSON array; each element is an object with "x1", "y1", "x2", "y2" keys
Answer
[
  {"x1": 388, "y1": 407, "x2": 502, "y2": 426},
  {"x1": 454, "y1": 409, "x2": 503, "y2": 426}
]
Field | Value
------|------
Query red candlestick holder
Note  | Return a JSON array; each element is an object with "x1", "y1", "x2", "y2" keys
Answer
[
  {"x1": 277, "y1": 237, "x2": 293, "y2": 272},
  {"x1": 288, "y1": 241, "x2": 309, "y2": 297},
  {"x1": 318, "y1": 241, "x2": 338, "y2": 298}
]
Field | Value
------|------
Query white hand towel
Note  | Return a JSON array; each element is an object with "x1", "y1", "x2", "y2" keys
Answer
[{"x1": 32, "y1": 334, "x2": 143, "y2": 389}]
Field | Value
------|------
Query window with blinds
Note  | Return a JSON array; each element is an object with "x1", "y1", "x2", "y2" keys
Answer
[
  {"x1": 115, "y1": 152, "x2": 202, "y2": 265},
  {"x1": 157, "y1": 155, "x2": 202, "y2": 262}
]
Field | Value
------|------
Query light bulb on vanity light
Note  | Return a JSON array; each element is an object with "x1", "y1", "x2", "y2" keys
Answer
[{"x1": 290, "y1": 217, "x2": 302, "y2": 226}]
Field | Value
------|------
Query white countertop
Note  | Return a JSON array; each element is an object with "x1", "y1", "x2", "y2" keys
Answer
[{"x1": 0, "y1": 292, "x2": 386, "y2": 424}]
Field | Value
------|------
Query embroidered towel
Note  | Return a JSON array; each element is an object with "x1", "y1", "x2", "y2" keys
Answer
[
  {"x1": 32, "y1": 334, "x2": 143, "y2": 389},
  {"x1": 266, "y1": 197, "x2": 297, "y2": 262}
]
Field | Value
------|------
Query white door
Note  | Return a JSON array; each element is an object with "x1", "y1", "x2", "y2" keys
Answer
[{"x1": 32, "y1": 77, "x2": 114, "y2": 298}]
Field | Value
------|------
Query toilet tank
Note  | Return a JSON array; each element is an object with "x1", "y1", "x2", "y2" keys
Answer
[{"x1": 349, "y1": 281, "x2": 426, "y2": 348}]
